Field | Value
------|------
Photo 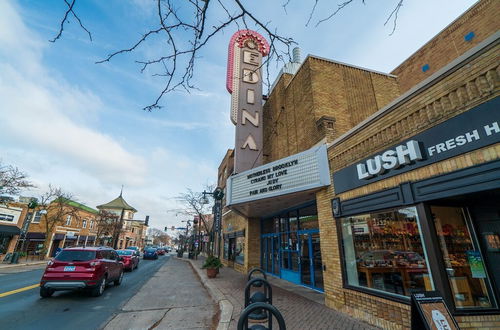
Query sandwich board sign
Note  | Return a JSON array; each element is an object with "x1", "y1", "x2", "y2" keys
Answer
[{"x1": 411, "y1": 291, "x2": 459, "y2": 329}]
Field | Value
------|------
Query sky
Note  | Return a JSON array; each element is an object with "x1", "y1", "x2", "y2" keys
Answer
[{"x1": 0, "y1": 0, "x2": 477, "y2": 231}]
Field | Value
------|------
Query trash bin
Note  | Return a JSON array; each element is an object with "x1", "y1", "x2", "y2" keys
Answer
[
  {"x1": 188, "y1": 251, "x2": 194, "y2": 259},
  {"x1": 177, "y1": 250, "x2": 184, "y2": 258},
  {"x1": 10, "y1": 252, "x2": 20, "y2": 264}
]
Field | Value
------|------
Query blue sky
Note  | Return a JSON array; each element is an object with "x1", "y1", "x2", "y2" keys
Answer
[{"x1": 0, "y1": 0, "x2": 477, "y2": 230}]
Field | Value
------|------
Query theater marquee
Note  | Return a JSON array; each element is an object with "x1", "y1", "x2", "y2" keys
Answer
[
  {"x1": 226, "y1": 144, "x2": 331, "y2": 205},
  {"x1": 226, "y1": 30, "x2": 269, "y2": 173}
]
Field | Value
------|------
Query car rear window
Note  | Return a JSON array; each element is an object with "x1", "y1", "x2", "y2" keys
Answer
[
  {"x1": 117, "y1": 250, "x2": 133, "y2": 256},
  {"x1": 55, "y1": 250, "x2": 96, "y2": 261}
]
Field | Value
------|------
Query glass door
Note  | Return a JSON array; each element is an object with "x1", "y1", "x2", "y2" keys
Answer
[
  {"x1": 299, "y1": 232, "x2": 312, "y2": 286},
  {"x1": 272, "y1": 235, "x2": 280, "y2": 276},
  {"x1": 299, "y1": 230, "x2": 324, "y2": 291},
  {"x1": 311, "y1": 232, "x2": 324, "y2": 290}
]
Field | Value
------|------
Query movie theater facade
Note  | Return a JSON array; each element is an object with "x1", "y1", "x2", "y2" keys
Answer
[{"x1": 221, "y1": 1, "x2": 499, "y2": 328}]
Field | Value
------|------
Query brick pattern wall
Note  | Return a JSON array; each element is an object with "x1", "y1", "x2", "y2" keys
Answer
[
  {"x1": 331, "y1": 43, "x2": 500, "y2": 176},
  {"x1": 391, "y1": 0, "x2": 499, "y2": 93},
  {"x1": 263, "y1": 57, "x2": 400, "y2": 164}
]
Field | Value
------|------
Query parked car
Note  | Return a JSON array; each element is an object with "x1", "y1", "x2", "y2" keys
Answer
[
  {"x1": 40, "y1": 247, "x2": 124, "y2": 298},
  {"x1": 143, "y1": 248, "x2": 158, "y2": 260},
  {"x1": 117, "y1": 249, "x2": 140, "y2": 271},
  {"x1": 126, "y1": 246, "x2": 139, "y2": 253},
  {"x1": 157, "y1": 248, "x2": 166, "y2": 256}
]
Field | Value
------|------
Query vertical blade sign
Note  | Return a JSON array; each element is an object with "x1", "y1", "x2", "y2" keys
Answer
[{"x1": 226, "y1": 30, "x2": 269, "y2": 173}]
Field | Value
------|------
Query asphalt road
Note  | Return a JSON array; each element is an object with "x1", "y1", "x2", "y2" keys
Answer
[{"x1": 0, "y1": 254, "x2": 171, "y2": 330}]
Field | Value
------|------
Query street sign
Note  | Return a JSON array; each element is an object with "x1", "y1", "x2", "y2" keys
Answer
[
  {"x1": 213, "y1": 200, "x2": 222, "y2": 232},
  {"x1": 66, "y1": 231, "x2": 75, "y2": 238}
]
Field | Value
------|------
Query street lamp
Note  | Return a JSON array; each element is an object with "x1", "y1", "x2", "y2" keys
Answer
[{"x1": 202, "y1": 188, "x2": 224, "y2": 257}]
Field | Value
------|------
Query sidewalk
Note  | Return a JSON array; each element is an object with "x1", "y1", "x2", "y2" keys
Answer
[
  {"x1": 0, "y1": 259, "x2": 47, "y2": 269},
  {"x1": 104, "y1": 257, "x2": 218, "y2": 330},
  {"x1": 180, "y1": 255, "x2": 379, "y2": 330}
]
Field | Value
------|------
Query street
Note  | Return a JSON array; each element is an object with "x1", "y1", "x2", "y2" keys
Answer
[{"x1": 0, "y1": 255, "x2": 171, "y2": 330}]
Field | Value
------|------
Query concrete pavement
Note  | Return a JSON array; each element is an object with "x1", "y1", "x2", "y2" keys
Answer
[
  {"x1": 181, "y1": 255, "x2": 380, "y2": 330},
  {"x1": 104, "y1": 256, "x2": 218, "y2": 330}
]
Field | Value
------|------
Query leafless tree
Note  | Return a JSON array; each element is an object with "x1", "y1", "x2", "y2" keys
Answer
[
  {"x1": 51, "y1": 0, "x2": 404, "y2": 111},
  {"x1": 0, "y1": 161, "x2": 35, "y2": 198},
  {"x1": 95, "y1": 210, "x2": 121, "y2": 246},
  {"x1": 177, "y1": 184, "x2": 216, "y2": 255},
  {"x1": 147, "y1": 227, "x2": 171, "y2": 246},
  {"x1": 36, "y1": 185, "x2": 81, "y2": 256}
]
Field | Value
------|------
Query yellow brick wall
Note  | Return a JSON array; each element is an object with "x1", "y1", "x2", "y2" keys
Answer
[
  {"x1": 319, "y1": 29, "x2": 500, "y2": 330},
  {"x1": 263, "y1": 57, "x2": 400, "y2": 164},
  {"x1": 391, "y1": 0, "x2": 499, "y2": 93}
]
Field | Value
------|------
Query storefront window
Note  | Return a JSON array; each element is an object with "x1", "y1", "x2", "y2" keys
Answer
[
  {"x1": 341, "y1": 207, "x2": 433, "y2": 298},
  {"x1": 431, "y1": 206, "x2": 496, "y2": 309},
  {"x1": 299, "y1": 205, "x2": 318, "y2": 230},
  {"x1": 235, "y1": 236, "x2": 245, "y2": 264},
  {"x1": 223, "y1": 240, "x2": 229, "y2": 260}
]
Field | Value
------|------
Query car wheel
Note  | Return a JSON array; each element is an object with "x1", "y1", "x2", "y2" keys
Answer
[
  {"x1": 114, "y1": 271, "x2": 123, "y2": 286},
  {"x1": 91, "y1": 277, "x2": 106, "y2": 297},
  {"x1": 40, "y1": 287, "x2": 54, "y2": 298}
]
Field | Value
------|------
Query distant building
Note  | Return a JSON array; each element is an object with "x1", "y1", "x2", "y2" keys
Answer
[{"x1": 96, "y1": 193, "x2": 148, "y2": 250}]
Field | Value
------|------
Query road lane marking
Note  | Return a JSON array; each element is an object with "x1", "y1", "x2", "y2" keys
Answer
[{"x1": 0, "y1": 284, "x2": 39, "y2": 297}]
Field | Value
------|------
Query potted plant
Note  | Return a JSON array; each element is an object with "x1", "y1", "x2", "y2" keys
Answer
[{"x1": 202, "y1": 255, "x2": 223, "y2": 278}]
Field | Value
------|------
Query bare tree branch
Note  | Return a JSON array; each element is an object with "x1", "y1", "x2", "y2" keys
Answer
[
  {"x1": 0, "y1": 161, "x2": 35, "y2": 196},
  {"x1": 384, "y1": 0, "x2": 403, "y2": 36},
  {"x1": 52, "y1": 0, "x2": 403, "y2": 111},
  {"x1": 50, "y1": 0, "x2": 92, "y2": 43}
]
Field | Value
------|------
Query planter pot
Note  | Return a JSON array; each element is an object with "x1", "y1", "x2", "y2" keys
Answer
[{"x1": 206, "y1": 268, "x2": 218, "y2": 278}]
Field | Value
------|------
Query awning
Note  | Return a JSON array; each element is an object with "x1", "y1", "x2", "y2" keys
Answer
[
  {"x1": 26, "y1": 232, "x2": 45, "y2": 239},
  {"x1": 229, "y1": 189, "x2": 319, "y2": 218},
  {"x1": 54, "y1": 234, "x2": 65, "y2": 240},
  {"x1": 0, "y1": 224, "x2": 20, "y2": 235}
]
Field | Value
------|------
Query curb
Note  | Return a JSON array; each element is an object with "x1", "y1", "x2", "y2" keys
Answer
[
  {"x1": 0, "y1": 261, "x2": 47, "y2": 269},
  {"x1": 175, "y1": 257, "x2": 234, "y2": 330}
]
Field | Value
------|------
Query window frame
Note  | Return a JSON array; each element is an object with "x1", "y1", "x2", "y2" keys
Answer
[
  {"x1": 65, "y1": 215, "x2": 72, "y2": 226},
  {"x1": 31, "y1": 211, "x2": 42, "y2": 224},
  {"x1": 337, "y1": 204, "x2": 434, "y2": 304},
  {"x1": 82, "y1": 219, "x2": 87, "y2": 228}
]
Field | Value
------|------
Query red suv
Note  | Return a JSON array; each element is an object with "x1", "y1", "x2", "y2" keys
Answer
[{"x1": 40, "y1": 247, "x2": 124, "y2": 298}]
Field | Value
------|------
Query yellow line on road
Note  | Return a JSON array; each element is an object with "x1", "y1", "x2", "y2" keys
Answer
[{"x1": 0, "y1": 284, "x2": 39, "y2": 298}]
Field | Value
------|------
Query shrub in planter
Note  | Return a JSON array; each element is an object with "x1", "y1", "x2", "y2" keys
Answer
[{"x1": 202, "y1": 256, "x2": 223, "y2": 278}]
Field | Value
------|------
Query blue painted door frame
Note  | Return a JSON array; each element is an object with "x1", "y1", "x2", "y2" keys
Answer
[{"x1": 261, "y1": 229, "x2": 323, "y2": 291}]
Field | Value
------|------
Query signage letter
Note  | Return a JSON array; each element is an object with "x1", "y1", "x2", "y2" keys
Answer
[
  {"x1": 484, "y1": 122, "x2": 500, "y2": 136},
  {"x1": 242, "y1": 135, "x2": 258, "y2": 150},
  {"x1": 357, "y1": 163, "x2": 373, "y2": 180},
  {"x1": 242, "y1": 110, "x2": 259, "y2": 127},
  {"x1": 242, "y1": 69, "x2": 259, "y2": 83},
  {"x1": 381, "y1": 150, "x2": 398, "y2": 170},
  {"x1": 396, "y1": 140, "x2": 423, "y2": 166},
  {"x1": 367, "y1": 156, "x2": 385, "y2": 176}
]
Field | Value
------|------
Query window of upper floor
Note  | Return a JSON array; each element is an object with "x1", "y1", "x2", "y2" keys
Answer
[
  {"x1": 82, "y1": 219, "x2": 87, "y2": 228},
  {"x1": 89, "y1": 220, "x2": 94, "y2": 229},
  {"x1": 65, "y1": 215, "x2": 71, "y2": 226},
  {"x1": 32, "y1": 211, "x2": 43, "y2": 223}
]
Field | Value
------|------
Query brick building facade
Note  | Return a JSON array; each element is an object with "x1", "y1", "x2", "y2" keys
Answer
[{"x1": 220, "y1": 1, "x2": 499, "y2": 328}]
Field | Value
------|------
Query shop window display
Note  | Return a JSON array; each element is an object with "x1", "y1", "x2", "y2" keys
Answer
[
  {"x1": 341, "y1": 207, "x2": 433, "y2": 297},
  {"x1": 431, "y1": 206, "x2": 496, "y2": 309},
  {"x1": 235, "y1": 236, "x2": 245, "y2": 264}
]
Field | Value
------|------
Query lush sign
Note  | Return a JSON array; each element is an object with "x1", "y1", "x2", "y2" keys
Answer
[{"x1": 333, "y1": 97, "x2": 500, "y2": 193}]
